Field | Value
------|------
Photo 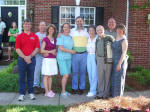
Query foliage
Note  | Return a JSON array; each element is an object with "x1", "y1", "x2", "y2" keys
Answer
[
  {"x1": 130, "y1": 2, "x2": 150, "y2": 11},
  {"x1": 13, "y1": 50, "x2": 18, "y2": 60},
  {"x1": 127, "y1": 50, "x2": 134, "y2": 62},
  {"x1": 128, "y1": 66, "x2": 150, "y2": 86},
  {"x1": 0, "y1": 105, "x2": 65, "y2": 112},
  {"x1": 0, "y1": 60, "x2": 18, "y2": 92}
]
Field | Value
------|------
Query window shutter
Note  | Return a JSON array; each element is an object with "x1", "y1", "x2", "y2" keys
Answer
[
  {"x1": 95, "y1": 7, "x2": 104, "y2": 26},
  {"x1": 51, "y1": 6, "x2": 59, "y2": 31}
]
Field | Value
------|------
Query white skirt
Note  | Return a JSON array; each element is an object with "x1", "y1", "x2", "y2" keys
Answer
[{"x1": 42, "y1": 58, "x2": 58, "y2": 75}]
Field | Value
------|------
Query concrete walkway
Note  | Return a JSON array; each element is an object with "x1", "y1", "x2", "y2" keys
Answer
[{"x1": 0, "y1": 91, "x2": 150, "y2": 107}]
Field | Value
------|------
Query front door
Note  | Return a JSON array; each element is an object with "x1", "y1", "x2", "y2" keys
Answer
[{"x1": 1, "y1": 7, "x2": 18, "y2": 42}]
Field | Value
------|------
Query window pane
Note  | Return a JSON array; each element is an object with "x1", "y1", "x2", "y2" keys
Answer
[
  {"x1": 61, "y1": 19, "x2": 65, "y2": 24},
  {"x1": 71, "y1": 13, "x2": 75, "y2": 18},
  {"x1": 66, "y1": 8, "x2": 70, "y2": 14},
  {"x1": 66, "y1": 14, "x2": 70, "y2": 18},
  {"x1": 71, "y1": 19, "x2": 75, "y2": 24},
  {"x1": 71, "y1": 8, "x2": 75, "y2": 13},
  {"x1": 61, "y1": 13, "x2": 65, "y2": 18},
  {"x1": 80, "y1": 8, "x2": 84, "y2": 14},
  {"x1": 85, "y1": 8, "x2": 89, "y2": 13},
  {"x1": 14, "y1": 0, "x2": 19, "y2": 5},
  {"x1": 84, "y1": 19, "x2": 89, "y2": 25},
  {"x1": 90, "y1": 14, "x2": 94, "y2": 19},
  {"x1": 80, "y1": 14, "x2": 84, "y2": 19},
  {"x1": 90, "y1": 20, "x2": 94, "y2": 24},
  {"x1": 61, "y1": 7, "x2": 65, "y2": 13},
  {"x1": 20, "y1": 0, "x2": 25, "y2": 5},
  {"x1": 65, "y1": 19, "x2": 70, "y2": 23},
  {"x1": 90, "y1": 8, "x2": 94, "y2": 13},
  {"x1": 85, "y1": 14, "x2": 89, "y2": 19}
]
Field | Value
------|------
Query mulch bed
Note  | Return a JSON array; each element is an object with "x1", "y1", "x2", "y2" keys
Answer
[{"x1": 66, "y1": 96, "x2": 150, "y2": 112}]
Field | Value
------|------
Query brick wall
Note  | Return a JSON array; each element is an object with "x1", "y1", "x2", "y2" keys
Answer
[
  {"x1": 128, "y1": 0, "x2": 150, "y2": 69},
  {"x1": 27, "y1": 0, "x2": 112, "y2": 32}
]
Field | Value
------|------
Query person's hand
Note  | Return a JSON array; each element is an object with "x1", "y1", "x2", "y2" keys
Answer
[
  {"x1": 51, "y1": 49, "x2": 57, "y2": 55},
  {"x1": 14, "y1": 34, "x2": 18, "y2": 37},
  {"x1": 116, "y1": 63, "x2": 121, "y2": 71},
  {"x1": 71, "y1": 50, "x2": 76, "y2": 54},
  {"x1": 43, "y1": 53, "x2": 49, "y2": 57},
  {"x1": 24, "y1": 56, "x2": 31, "y2": 64}
]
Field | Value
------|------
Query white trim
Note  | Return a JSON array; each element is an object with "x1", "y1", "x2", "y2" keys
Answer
[{"x1": 126, "y1": 0, "x2": 129, "y2": 38}]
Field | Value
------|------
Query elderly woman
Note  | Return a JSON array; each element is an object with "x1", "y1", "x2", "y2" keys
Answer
[
  {"x1": 95, "y1": 25, "x2": 114, "y2": 99},
  {"x1": 111, "y1": 24, "x2": 128, "y2": 97},
  {"x1": 57, "y1": 23, "x2": 76, "y2": 98},
  {"x1": 86, "y1": 25, "x2": 98, "y2": 97}
]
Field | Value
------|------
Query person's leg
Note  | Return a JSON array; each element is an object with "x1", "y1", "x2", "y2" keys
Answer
[
  {"x1": 79, "y1": 52, "x2": 87, "y2": 90},
  {"x1": 34, "y1": 54, "x2": 42, "y2": 87},
  {"x1": 62, "y1": 75, "x2": 69, "y2": 93},
  {"x1": 90, "y1": 54, "x2": 97, "y2": 95},
  {"x1": 48, "y1": 76, "x2": 52, "y2": 92},
  {"x1": 18, "y1": 57, "x2": 27, "y2": 95},
  {"x1": 103, "y1": 63, "x2": 112, "y2": 98},
  {"x1": 87, "y1": 54, "x2": 92, "y2": 92},
  {"x1": 43, "y1": 75, "x2": 49, "y2": 94},
  {"x1": 72, "y1": 54, "x2": 79, "y2": 90},
  {"x1": 27, "y1": 57, "x2": 36, "y2": 94},
  {"x1": 96, "y1": 57, "x2": 105, "y2": 97}
]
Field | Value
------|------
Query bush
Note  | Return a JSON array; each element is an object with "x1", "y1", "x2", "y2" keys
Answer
[
  {"x1": 128, "y1": 66, "x2": 150, "y2": 86},
  {"x1": 0, "y1": 60, "x2": 19, "y2": 92}
]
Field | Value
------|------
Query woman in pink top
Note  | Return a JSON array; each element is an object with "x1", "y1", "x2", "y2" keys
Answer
[{"x1": 41, "y1": 24, "x2": 58, "y2": 98}]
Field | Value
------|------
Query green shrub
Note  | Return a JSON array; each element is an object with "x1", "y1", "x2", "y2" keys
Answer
[
  {"x1": 132, "y1": 65, "x2": 145, "y2": 72},
  {"x1": 127, "y1": 50, "x2": 134, "y2": 62},
  {"x1": 13, "y1": 50, "x2": 18, "y2": 60}
]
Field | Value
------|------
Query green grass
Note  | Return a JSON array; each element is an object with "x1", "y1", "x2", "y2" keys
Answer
[{"x1": 0, "y1": 105, "x2": 65, "y2": 112}]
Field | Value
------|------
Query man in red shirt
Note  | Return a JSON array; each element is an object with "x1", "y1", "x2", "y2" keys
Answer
[{"x1": 15, "y1": 18, "x2": 40, "y2": 101}]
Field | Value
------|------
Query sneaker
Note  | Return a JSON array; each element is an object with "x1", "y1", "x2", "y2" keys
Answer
[
  {"x1": 18, "y1": 95, "x2": 24, "y2": 101},
  {"x1": 61, "y1": 91, "x2": 71, "y2": 98},
  {"x1": 86, "y1": 92, "x2": 95, "y2": 97},
  {"x1": 46, "y1": 90, "x2": 55, "y2": 98},
  {"x1": 29, "y1": 93, "x2": 36, "y2": 100}
]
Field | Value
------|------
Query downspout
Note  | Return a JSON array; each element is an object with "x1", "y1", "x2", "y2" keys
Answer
[{"x1": 126, "y1": 0, "x2": 129, "y2": 38}]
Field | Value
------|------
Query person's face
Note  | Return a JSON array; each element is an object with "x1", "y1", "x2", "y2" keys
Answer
[
  {"x1": 76, "y1": 18, "x2": 83, "y2": 28},
  {"x1": 12, "y1": 22, "x2": 17, "y2": 28},
  {"x1": 88, "y1": 27, "x2": 96, "y2": 37},
  {"x1": 116, "y1": 28, "x2": 124, "y2": 36},
  {"x1": 96, "y1": 26, "x2": 104, "y2": 36},
  {"x1": 48, "y1": 27, "x2": 55, "y2": 36},
  {"x1": 108, "y1": 19, "x2": 116, "y2": 30},
  {"x1": 63, "y1": 24, "x2": 70, "y2": 33},
  {"x1": 23, "y1": 22, "x2": 31, "y2": 31},
  {"x1": 39, "y1": 22, "x2": 46, "y2": 32}
]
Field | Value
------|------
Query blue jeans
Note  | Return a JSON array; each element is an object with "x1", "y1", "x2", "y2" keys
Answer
[
  {"x1": 33, "y1": 54, "x2": 44, "y2": 88},
  {"x1": 0, "y1": 35, "x2": 2, "y2": 49},
  {"x1": 18, "y1": 56, "x2": 36, "y2": 95},
  {"x1": 72, "y1": 52, "x2": 87, "y2": 90},
  {"x1": 87, "y1": 54, "x2": 98, "y2": 95}
]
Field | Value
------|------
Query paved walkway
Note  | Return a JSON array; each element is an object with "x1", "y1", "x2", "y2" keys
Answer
[{"x1": 0, "y1": 91, "x2": 150, "y2": 107}]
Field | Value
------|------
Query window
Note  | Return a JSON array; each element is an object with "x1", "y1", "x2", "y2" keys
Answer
[
  {"x1": 0, "y1": 0, "x2": 25, "y2": 5},
  {"x1": 59, "y1": 6, "x2": 95, "y2": 30}
]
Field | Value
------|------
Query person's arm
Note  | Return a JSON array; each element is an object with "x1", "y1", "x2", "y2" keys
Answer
[
  {"x1": 58, "y1": 45, "x2": 76, "y2": 54},
  {"x1": 16, "y1": 48, "x2": 26, "y2": 59},
  {"x1": 41, "y1": 41, "x2": 56, "y2": 54},
  {"x1": 30, "y1": 48, "x2": 39, "y2": 57},
  {"x1": 116, "y1": 39, "x2": 128, "y2": 71}
]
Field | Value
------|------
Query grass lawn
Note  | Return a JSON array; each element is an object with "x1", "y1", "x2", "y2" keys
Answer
[{"x1": 0, "y1": 105, "x2": 65, "y2": 112}]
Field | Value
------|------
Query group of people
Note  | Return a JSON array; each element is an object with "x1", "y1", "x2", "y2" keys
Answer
[{"x1": 14, "y1": 16, "x2": 128, "y2": 101}]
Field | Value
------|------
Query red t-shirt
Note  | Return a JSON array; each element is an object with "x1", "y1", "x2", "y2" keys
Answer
[{"x1": 15, "y1": 32, "x2": 40, "y2": 56}]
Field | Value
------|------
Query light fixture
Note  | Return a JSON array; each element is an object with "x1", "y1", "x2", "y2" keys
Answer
[{"x1": 75, "y1": 0, "x2": 80, "y2": 6}]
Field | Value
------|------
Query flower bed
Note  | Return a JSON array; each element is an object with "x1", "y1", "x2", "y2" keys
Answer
[{"x1": 66, "y1": 96, "x2": 150, "y2": 112}]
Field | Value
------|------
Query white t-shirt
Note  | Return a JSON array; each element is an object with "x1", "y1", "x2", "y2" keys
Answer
[{"x1": 0, "y1": 21, "x2": 6, "y2": 34}]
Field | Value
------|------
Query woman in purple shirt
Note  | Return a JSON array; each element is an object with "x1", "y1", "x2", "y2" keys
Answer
[{"x1": 41, "y1": 24, "x2": 58, "y2": 98}]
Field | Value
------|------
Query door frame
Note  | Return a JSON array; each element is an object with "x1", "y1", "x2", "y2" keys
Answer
[{"x1": 0, "y1": 1, "x2": 27, "y2": 33}]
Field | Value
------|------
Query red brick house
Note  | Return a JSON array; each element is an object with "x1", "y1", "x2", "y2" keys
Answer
[{"x1": 0, "y1": 0, "x2": 150, "y2": 68}]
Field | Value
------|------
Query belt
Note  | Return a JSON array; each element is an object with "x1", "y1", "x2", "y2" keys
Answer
[{"x1": 76, "y1": 51, "x2": 86, "y2": 54}]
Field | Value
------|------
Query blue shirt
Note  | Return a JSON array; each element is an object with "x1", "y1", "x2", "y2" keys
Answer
[{"x1": 56, "y1": 34, "x2": 74, "y2": 60}]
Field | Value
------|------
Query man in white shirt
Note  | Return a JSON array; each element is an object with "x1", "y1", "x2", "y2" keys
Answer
[
  {"x1": 34, "y1": 21, "x2": 46, "y2": 94},
  {"x1": 0, "y1": 17, "x2": 6, "y2": 49}
]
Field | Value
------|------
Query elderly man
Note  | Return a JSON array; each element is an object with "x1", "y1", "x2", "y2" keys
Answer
[
  {"x1": 15, "y1": 19, "x2": 40, "y2": 101},
  {"x1": 33, "y1": 21, "x2": 46, "y2": 94},
  {"x1": 105, "y1": 18, "x2": 117, "y2": 38},
  {"x1": 70, "y1": 16, "x2": 89, "y2": 95},
  {"x1": 0, "y1": 17, "x2": 6, "y2": 50}
]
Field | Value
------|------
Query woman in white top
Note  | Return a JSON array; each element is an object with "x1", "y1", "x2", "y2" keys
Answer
[{"x1": 86, "y1": 25, "x2": 98, "y2": 97}]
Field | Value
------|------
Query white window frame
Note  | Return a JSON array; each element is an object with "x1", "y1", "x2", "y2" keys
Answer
[{"x1": 59, "y1": 6, "x2": 96, "y2": 31}]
